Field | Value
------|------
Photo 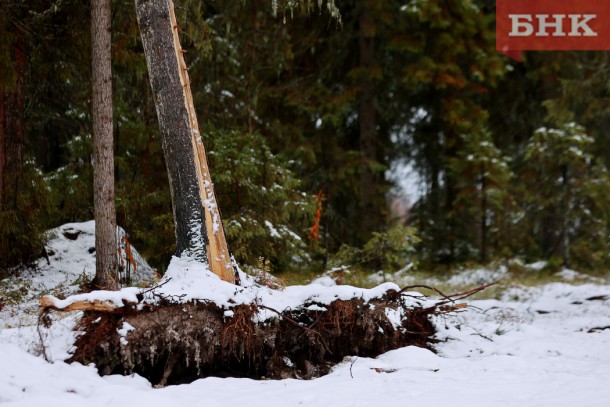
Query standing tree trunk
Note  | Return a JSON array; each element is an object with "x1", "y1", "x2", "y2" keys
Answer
[
  {"x1": 358, "y1": 3, "x2": 380, "y2": 237},
  {"x1": 561, "y1": 164, "x2": 570, "y2": 267},
  {"x1": 0, "y1": 37, "x2": 25, "y2": 214},
  {"x1": 480, "y1": 163, "x2": 487, "y2": 264},
  {"x1": 134, "y1": 0, "x2": 234, "y2": 283},
  {"x1": 0, "y1": 0, "x2": 26, "y2": 269},
  {"x1": 91, "y1": 0, "x2": 118, "y2": 290}
]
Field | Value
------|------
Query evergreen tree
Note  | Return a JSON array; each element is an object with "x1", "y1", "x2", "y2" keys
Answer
[
  {"x1": 524, "y1": 123, "x2": 610, "y2": 268},
  {"x1": 396, "y1": 0, "x2": 504, "y2": 264},
  {"x1": 0, "y1": 0, "x2": 55, "y2": 272},
  {"x1": 449, "y1": 131, "x2": 513, "y2": 262},
  {"x1": 6, "y1": 0, "x2": 610, "y2": 277}
]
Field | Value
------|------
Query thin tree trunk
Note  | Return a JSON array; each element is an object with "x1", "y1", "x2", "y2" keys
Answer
[
  {"x1": 134, "y1": 0, "x2": 234, "y2": 283},
  {"x1": 445, "y1": 133, "x2": 458, "y2": 263},
  {"x1": 0, "y1": 80, "x2": 4, "y2": 212},
  {"x1": 358, "y1": 4, "x2": 379, "y2": 235},
  {"x1": 561, "y1": 164, "x2": 570, "y2": 267},
  {"x1": 0, "y1": 7, "x2": 25, "y2": 214},
  {"x1": 91, "y1": 0, "x2": 118, "y2": 290},
  {"x1": 0, "y1": 1, "x2": 6, "y2": 210},
  {"x1": 480, "y1": 164, "x2": 487, "y2": 263}
]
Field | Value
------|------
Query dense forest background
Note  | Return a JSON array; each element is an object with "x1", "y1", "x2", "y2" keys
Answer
[{"x1": 2, "y1": 0, "x2": 610, "y2": 276}]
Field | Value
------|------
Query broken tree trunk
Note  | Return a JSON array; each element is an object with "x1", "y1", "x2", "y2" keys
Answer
[
  {"x1": 134, "y1": 0, "x2": 234, "y2": 283},
  {"x1": 39, "y1": 296, "x2": 119, "y2": 312}
]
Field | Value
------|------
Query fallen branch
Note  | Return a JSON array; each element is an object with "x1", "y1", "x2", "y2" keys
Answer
[
  {"x1": 399, "y1": 282, "x2": 497, "y2": 306},
  {"x1": 39, "y1": 296, "x2": 121, "y2": 312},
  {"x1": 436, "y1": 282, "x2": 497, "y2": 306},
  {"x1": 588, "y1": 326, "x2": 610, "y2": 333},
  {"x1": 398, "y1": 284, "x2": 454, "y2": 303},
  {"x1": 438, "y1": 303, "x2": 468, "y2": 313}
]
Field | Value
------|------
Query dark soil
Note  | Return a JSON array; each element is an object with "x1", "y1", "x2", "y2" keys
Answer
[{"x1": 69, "y1": 292, "x2": 437, "y2": 386}]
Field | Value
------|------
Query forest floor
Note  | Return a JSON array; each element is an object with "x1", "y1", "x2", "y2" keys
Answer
[{"x1": 1, "y1": 222, "x2": 610, "y2": 406}]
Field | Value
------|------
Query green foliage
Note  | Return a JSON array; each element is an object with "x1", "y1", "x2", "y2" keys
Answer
[
  {"x1": 0, "y1": 275, "x2": 31, "y2": 305},
  {"x1": 525, "y1": 123, "x2": 594, "y2": 169},
  {"x1": 206, "y1": 128, "x2": 315, "y2": 272},
  {"x1": 334, "y1": 225, "x2": 420, "y2": 273},
  {"x1": 448, "y1": 130, "x2": 515, "y2": 261},
  {"x1": 395, "y1": 0, "x2": 507, "y2": 265},
  {"x1": 7, "y1": 0, "x2": 610, "y2": 277},
  {"x1": 271, "y1": 0, "x2": 341, "y2": 22},
  {"x1": 45, "y1": 135, "x2": 94, "y2": 225},
  {"x1": 0, "y1": 163, "x2": 52, "y2": 270},
  {"x1": 522, "y1": 123, "x2": 610, "y2": 268}
]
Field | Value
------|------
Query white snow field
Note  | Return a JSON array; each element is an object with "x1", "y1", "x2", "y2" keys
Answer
[{"x1": 1, "y1": 225, "x2": 609, "y2": 406}]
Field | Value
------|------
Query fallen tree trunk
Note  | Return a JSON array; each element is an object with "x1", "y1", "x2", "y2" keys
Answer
[
  {"x1": 42, "y1": 280, "x2": 492, "y2": 386},
  {"x1": 39, "y1": 297, "x2": 119, "y2": 312},
  {"x1": 68, "y1": 295, "x2": 439, "y2": 385}
]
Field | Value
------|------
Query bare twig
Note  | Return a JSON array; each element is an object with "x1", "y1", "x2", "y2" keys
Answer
[
  {"x1": 435, "y1": 282, "x2": 497, "y2": 306},
  {"x1": 401, "y1": 282, "x2": 496, "y2": 316},
  {"x1": 141, "y1": 278, "x2": 190, "y2": 303},
  {"x1": 350, "y1": 357, "x2": 357, "y2": 378},
  {"x1": 139, "y1": 277, "x2": 173, "y2": 296},
  {"x1": 36, "y1": 311, "x2": 51, "y2": 362},
  {"x1": 399, "y1": 282, "x2": 497, "y2": 307},
  {"x1": 398, "y1": 285, "x2": 454, "y2": 304},
  {"x1": 588, "y1": 326, "x2": 610, "y2": 333},
  {"x1": 470, "y1": 328, "x2": 493, "y2": 342}
]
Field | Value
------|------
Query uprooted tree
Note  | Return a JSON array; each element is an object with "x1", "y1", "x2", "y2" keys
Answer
[
  {"x1": 41, "y1": 282, "x2": 486, "y2": 385},
  {"x1": 38, "y1": 0, "x2": 489, "y2": 386}
]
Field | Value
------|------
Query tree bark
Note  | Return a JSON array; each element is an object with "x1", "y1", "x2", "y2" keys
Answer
[
  {"x1": 358, "y1": 3, "x2": 380, "y2": 235},
  {"x1": 0, "y1": 1, "x2": 25, "y2": 215},
  {"x1": 91, "y1": 0, "x2": 119, "y2": 290},
  {"x1": 0, "y1": 45, "x2": 25, "y2": 214},
  {"x1": 561, "y1": 164, "x2": 570, "y2": 267},
  {"x1": 134, "y1": 0, "x2": 234, "y2": 283},
  {"x1": 480, "y1": 164, "x2": 487, "y2": 264},
  {"x1": 40, "y1": 296, "x2": 119, "y2": 312}
]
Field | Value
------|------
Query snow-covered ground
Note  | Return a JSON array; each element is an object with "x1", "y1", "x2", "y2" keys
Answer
[
  {"x1": 6, "y1": 220, "x2": 156, "y2": 294},
  {"x1": 1, "y1": 228, "x2": 609, "y2": 406},
  {"x1": 1, "y1": 221, "x2": 156, "y2": 330}
]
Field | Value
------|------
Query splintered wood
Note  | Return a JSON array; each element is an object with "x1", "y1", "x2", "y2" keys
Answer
[
  {"x1": 168, "y1": 1, "x2": 234, "y2": 283},
  {"x1": 39, "y1": 296, "x2": 119, "y2": 312}
]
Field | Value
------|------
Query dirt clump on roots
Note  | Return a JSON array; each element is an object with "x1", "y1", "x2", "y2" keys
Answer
[{"x1": 69, "y1": 292, "x2": 439, "y2": 386}]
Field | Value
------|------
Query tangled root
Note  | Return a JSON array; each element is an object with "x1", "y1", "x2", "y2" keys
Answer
[{"x1": 70, "y1": 296, "x2": 437, "y2": 386}]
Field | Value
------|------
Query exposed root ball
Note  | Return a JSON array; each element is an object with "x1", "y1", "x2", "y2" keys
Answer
[{"x1": 70, "y1": 296, "x2": 436, "y2": 386}]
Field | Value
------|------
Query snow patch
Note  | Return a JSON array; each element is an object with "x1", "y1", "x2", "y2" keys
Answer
[
  {"x1": 264, "y1": 220, "x2": 281, "y2": 238},
  {"x1": 137, "y1": 256, "x2": 425, "y2": 321},
  {"x1": 526, "y1": 260, "x2": 548, "y2": 271},
  {"x1": 117, "y1": 322, "x2": 135, "y2": 346},
  {"x1": 310, "y1": 276, "x2": 337, "y2": 287},
  {"x1": 43, "y1": 287, "x2": 141, "y2": 310}
]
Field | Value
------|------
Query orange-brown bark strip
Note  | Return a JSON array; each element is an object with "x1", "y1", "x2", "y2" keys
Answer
[
  {"x1": 39, "y1": 297, "x2": 120, "y2": 312},
  {"x1": 167, "y1": 1, "x2": 234, "y2": 283}
]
